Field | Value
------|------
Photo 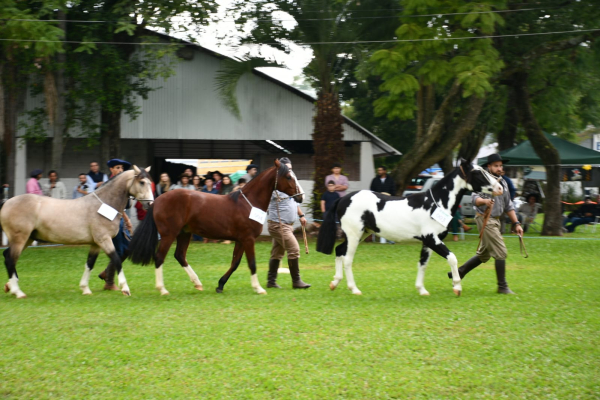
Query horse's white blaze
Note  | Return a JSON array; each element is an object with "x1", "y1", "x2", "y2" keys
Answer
[
  {"x1": 183, "y1": 265, "x2": 203, "y2": 290},
  {"x1": 155, "y1": 264, "x2": 169, "y2": 295},
  {"x1": 251, "y1": 273, "x2": 266, "y2": 294},
  {"x1": 79, "y1": 264, "x2": 93, "y2": 295},
  {"x1": 290, "y1": 171, "x2": 304, "y2": 203}
]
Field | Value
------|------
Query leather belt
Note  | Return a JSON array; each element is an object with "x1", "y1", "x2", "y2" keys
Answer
[{"x1": 476, "y1": 213, "x2": 500, "y2": 220}]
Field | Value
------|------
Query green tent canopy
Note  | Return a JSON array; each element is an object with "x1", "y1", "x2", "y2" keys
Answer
[{"x1": 479, "y1": 133, "x2": 600, "y2": 166}]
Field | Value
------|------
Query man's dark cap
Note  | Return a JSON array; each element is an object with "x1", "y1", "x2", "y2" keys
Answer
[
  {"x1": 107, "y1": 159, "x2": 131, "y2": 170},
  {"x1": 246, "y1": 164, "x2": 258, "y2": 171},
  {"x1": 30, "y1": 169, "x2": 43, "y2": 177},
  {"x1": 486, "y1": 154, "x2": 509, "y2": 165}
]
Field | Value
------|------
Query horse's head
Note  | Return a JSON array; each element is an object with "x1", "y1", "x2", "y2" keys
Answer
[
  {"x1": 129, "y1": 166, "x2": 155, "y2": 207},
  {"x1": 459, "y1": 159, "x2": 503, "y2": 196},
  {"x1": 274, "y1": 158, "x2": 304, "y2": 203}
]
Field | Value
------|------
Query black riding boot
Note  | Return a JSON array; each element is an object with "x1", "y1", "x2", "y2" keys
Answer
[
  {"x1": 495, "y1": 259, "x2": 516, "y2": 294},
  {"x1": 448, "y1": 256, "x2": 482, "y2": 279},
  {"x1": 288, "y1": 258, "x2": 310, "y2": 289},
  {"x1": 267, "y1": 259, "x2": 281, "y2": 289}
]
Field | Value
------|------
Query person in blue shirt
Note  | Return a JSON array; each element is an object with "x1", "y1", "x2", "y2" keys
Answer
[
  {"x1": 73, "y1": 173, "x2": 93, "y2": 199},
  {"x1": 320, "y1": 180, "x2": 340, "y2": 217},
  {"x1": 201, "y1": 177, "x2": 219, "y2": 194}
]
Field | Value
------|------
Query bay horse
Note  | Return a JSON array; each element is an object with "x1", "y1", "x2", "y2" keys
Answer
[
  {"x1": 128, "y1": 159, "x2": 303, "y2": 295},
  {"x1": 316, "y1": 159, "x2": 503, "y2": 296},
  {"x1": 0, "y1": 167, "x2": 154, "y2": 298}
]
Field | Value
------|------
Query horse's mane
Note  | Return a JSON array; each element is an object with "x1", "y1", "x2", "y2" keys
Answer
[
  {"x1": 93, "y1": 169, "x2": 135, "y2": 194},
  {"x1": 228, "y1": 163, "x2": 287, "y2": 202}
]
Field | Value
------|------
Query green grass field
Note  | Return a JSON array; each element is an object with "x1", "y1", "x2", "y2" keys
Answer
[{"x1": 1, "y1": 230, "x2": 599, "y2": 399}]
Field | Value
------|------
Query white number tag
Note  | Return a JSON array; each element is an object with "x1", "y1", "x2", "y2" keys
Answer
[
  {"x1": 431, "y1": 208, "x2": 453, "y2": 227},
  {"x1": 98, "y1": 204, "x2": 119, "y2": 221},
  {"x1": 249, "y1": 207, "x2": 267, "y2": 224}
]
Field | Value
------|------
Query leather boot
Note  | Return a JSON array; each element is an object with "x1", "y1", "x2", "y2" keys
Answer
[
  {"x1": 448, "y1": 256, "x2": 482, "y2": 279},
  {"x1": 288, "y1": 258, "x2": 310, "y2": 289},
  {"x1": 495, "y1": 259, "x2": 516, "y2": 294},
  {"x1": 267, "y1": 259, "x2": 281, "y2": 289},
  {"x1": 98, "y1": 263, "x2": 119, "y2": 291}
]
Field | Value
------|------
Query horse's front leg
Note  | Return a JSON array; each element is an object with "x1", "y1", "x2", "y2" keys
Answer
[
  {"x1": 97, "y1": 238, "x2": 131, "y2": 296},
  {"x1": 422, "y1": 234, "x2": 461, "y2": 296},
  {"x1": 79, "y1": 246, "x2": 100, "y2": 295},
  {"x1": 330, "y1": 240, "x2": 347, "y2": 291},
  {"x1": 242, "y1": 240, "x2": 266, "y2": 295},
  {"x1": 216, "y1": 242, "x2": 244, "y2": 293},
  {"x1": 415, "y1": 245, "x2": 432, "y2": 296}
]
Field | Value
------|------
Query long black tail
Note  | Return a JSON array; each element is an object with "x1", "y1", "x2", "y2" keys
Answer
[
  {"x1": 128, "y1": 205, "x2": 158, "y2": 265},
  {"x1": 316, "y1": 198, "x2": 340, "y2": 255}
]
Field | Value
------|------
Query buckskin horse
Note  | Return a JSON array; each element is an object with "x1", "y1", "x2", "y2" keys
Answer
[
  {"x1": 0, "y1": 167, "x2": 154, "y2": 298},
  {"x1": 316, "y1": 159, "x2": 503, "y2": 296},
  {"x1": 128, "y1": 159, "x2": 304, "y2": 295}
]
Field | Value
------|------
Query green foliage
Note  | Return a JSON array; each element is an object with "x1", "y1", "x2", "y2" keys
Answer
[{"x1": 1, "y1": 238, "x2": 599, "y2": 397}]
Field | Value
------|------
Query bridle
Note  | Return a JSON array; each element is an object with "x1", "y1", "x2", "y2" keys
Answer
[{"x1": 128, "y1": 173, "x2": 154, "y2": 202}]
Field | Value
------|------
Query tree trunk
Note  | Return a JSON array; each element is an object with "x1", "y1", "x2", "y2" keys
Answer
[
  {"x1": 51, "y1": 12, "x2": 67, "y2": 171},
  {"x1": 392, "y1": 82, "x2": 486, "y2": 193},
  {"x1": 497, "y1": 85, "x2": 518, "y2": 152},
  {"x1": 312, "y1": 91, "x2": 344, "y2": 218},
  {"x1": 457, "y1": 124, "x2": 488, "y2": 162},
  {"x1": 513, "y1": 72, "x2": 562, "y2": 236},
  {"x1": 100, "y1": 109, "x2": 122, "y2": 161}
]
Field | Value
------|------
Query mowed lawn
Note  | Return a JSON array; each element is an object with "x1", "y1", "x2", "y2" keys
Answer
[{"x1": 1, "y1": 232, "x2": 599, "y2": 399}]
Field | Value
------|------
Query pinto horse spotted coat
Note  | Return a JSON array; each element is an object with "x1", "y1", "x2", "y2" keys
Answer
[{"x1": 316, "y1": 160, "x2": 503, "y2": 296}]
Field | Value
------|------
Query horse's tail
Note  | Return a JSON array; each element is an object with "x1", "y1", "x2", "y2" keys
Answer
[
  {"x1": 128, "y1": 205, "x2": 158, "y2": 265},
  {"x1": 316, "y1": 198, "x2": 340, "y2": 255}
]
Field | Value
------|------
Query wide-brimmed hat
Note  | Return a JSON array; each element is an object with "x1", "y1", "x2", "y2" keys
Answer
[
  {"x1": 106, "y1": 159, "x2": 131, "y2": 170},
  {"x1": 30, "y1": 169, "x2": 43, "y2": 177},
  {"x1": 486, "y1": 154, "x2": 509, "y2": 165}
]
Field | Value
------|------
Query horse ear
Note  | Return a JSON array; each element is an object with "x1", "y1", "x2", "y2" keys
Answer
[
  {"x1": 145, "y1": 166, "x2": 151, "y2": 172},
  {"x1": 460, "y1": 158, "x2": 467, "y2": 165},
  {"x1": 274, "y1": 159, "x2": 281, "y2": 168},
  {"x1": 133, "y1": 165, "x2": 141, "y2": 175}
]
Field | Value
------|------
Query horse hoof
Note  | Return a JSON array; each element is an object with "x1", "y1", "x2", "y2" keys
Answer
[
  {"x1": 258, "y1": 291, "x2": 267, "y2": 295},
  {"x1": 16, "y1": 293, "x2": 27, "y2": 299},
  {"x1": 454, "y1": 289, "x2": 462, "y2": 297},
  {"x1": 194, "y1": 284, "x2": 203, "y2": 291},
  {"x1": 353, "y1": 291, "x2": 362, "y2": 296},
  {"x1": 420, "y1": 291, "x2": 430, "y2": 296},
  {"x1": 82, "y1": 290, "x2": 92, "y2": 295},
  {"x1": 4, "y1": 283, "x2": 9, "y2": 293},
  {"x1": 122, "y1": 290, "x2": 131, "y2": 296},
  {"x1": 329, "y1": 282, "x2": 337, "y2": 291},
  {"x1": 216, "y1": 288, "x2": 223, "y2": 293}
]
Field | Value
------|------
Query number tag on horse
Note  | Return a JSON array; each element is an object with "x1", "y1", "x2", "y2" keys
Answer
[
  {"x1": 98, "y1": 204, "x2": 119, "y2": 221},
  {"x1": 431, "y1": 208, "x2": 453, "y2": 227},
  {"x1": 249, "y1": 207, "x2": 267, "y2": 224}
]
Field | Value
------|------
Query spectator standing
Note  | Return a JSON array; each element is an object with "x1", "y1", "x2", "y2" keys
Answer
[
  {"x1": 320, "y1": 180, "x2": 340, "y2": 217},
  {"x1": 170, "y1": 174, "x2": 195, "y2": 190},
  {"x1": 370, "y1": 166, "x2": 396, "y2": 196},
  {"x1": 266, "y1": 158, "x2": 311, "y2": 289},
  {"x1": 97, "y1": 159, "x2": 134, "y2": 291},
  {"x1": 212, "y1": 171, "x2": 223, "y2": 192},
  {"x1": 43, "y1": 170, "x2": 67, "y2": 199},
  {"x1": 325, "y1": 163, "x2": 349, "y2": 198},
  {"x1": 192, "y1": 175, "x2": 203, "y2": 191},
  {"x1": 86, "y1": 161, "x2": 108, "y2": 190},
  {"x1": 233, "y1": 178, "x2": 247, "y2": 192},
  {"x1": 73, "y1": 173, "x2": 92, "y2": 199},
  {"x1": 241, "y1": 164, "x2": 258, "y2": 183},
  {"x1": 201, "y1": 177, "x2": 218, "y2": 194},
  {"x1": 156, "y1": 173, "x2": 172, "y2": 196},
  {"x1": 26, "y1": 169, "x2": 44, "y2": 195},
  {"x1": 220, "y1": 175, "x2": 234, "y2": 195},
  {"x1": 450, "y1": 206, "x2": 472, "y2": 241}
]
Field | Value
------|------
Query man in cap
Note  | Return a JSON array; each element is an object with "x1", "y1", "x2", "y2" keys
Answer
[
  {"x1": 241, "y1": 164, "x2": 258, "y2": 183},
  {"x1": 448, "y1": 154, "x2": 523, "y2": 294},
  {"x1": 26, "y1": 169, "x2": 44, "y2": 195},
  {"x1": 98, "y1": 158, "x2": 134, "y2": 290}
]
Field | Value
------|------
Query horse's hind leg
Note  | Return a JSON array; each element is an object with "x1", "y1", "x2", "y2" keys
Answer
[
  {"x1": 79, "y1": 246, "x2": 100, "y2": 295},
  {"x1": 174, "y1": 231, "x2": 203, "y2": 291},
  {"x1": 340, "y1": 232, "x2": 365, "y2": 295},
  {"x1": 216, "y1": 241, "x2": 244, "y2": 293},
  {"x1": 330, "y1": 240, "x2": 347, "y2": 291},
  {"x1": 3, "y1": 238, "x2": 32, "y2": 299},
  {"x1": 415, "y1": 245, "x2": 432, "y2": 296},
  {"x1": 242, "y1": 239, "x2": 266, "y2": 294}
]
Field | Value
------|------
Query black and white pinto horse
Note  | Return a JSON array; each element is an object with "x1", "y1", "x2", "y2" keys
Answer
[{"x1": 316, "y1": 160, "x2": 503, "y2": 296}]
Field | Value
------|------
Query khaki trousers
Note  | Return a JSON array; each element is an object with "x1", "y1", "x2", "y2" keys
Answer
[
  {"x1": 268, "y1": 220, "x2": 300, "y2": 260},
  {"x1": 475, "y1": 215, "x2": 507, "y2": 262}
]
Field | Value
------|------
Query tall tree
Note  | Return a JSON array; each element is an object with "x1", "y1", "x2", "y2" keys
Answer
[
  {"x1": 368, "y1": 0, "x2": 505, "y2": 192},
  {"x1": 224, "y1": 0, "x2": 400, "y2": 218}
]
